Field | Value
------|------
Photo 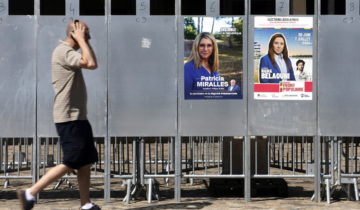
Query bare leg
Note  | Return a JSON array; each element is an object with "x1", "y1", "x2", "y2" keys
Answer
[
  {"x1": 77, "y1": 164, "x2": 92, "y2": 206},
  {"x1": 28, "y1": 164, "x2": 70, "y2": 195}
]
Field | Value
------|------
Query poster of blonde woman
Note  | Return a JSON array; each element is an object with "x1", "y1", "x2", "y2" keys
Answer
[
  {"x1": 254, "y1": 17, "x2": 313, "y2": 100},
  {"x1": 184, "y1": 17, "x2": 243, "y2": 100}
]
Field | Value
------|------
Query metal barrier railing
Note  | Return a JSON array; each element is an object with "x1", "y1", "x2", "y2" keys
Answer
[
  {"x1": 181, "y1": 137, "x2": 244, "y2": 178},
  {"x1": 319, "y1": 137, "x2": 360, "y2": 203},
  {"x1": 0, "y1": 138, "x2": 34, "y2": 188},
  {"x1": 14, "y1": 137, "x2": 106, "y2": 192},
  {"x1": 1, "y1": 135, "x2": 359, "y2": 203},
  {"x1": 267, "y1": 136, "x2": 315, "y2": 176},
  {"x1": 108, "y1": 137, "x2": 176, "y2": 203}
]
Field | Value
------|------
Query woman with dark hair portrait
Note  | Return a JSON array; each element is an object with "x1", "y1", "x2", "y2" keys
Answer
[
  {"x1": 259, "y1": 33, "x2": 295, "y2": 83},
  {"x1": 184, "y1": 32, "x2": 219, "y2": 97}
]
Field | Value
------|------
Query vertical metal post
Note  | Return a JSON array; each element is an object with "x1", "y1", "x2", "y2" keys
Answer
[
  {"x1": 324, "y1": 138, "x2": 329, "y2": 174},
  {"x1": 218, "y1": 137, "x2": 221, "y2": 174},
  {"x1": 175, "y1": 136, "x2": 181, "y2": 202},
  {"x1": 301, "y1": 136, "x2": 304, "y2": 171},
  {"x1": 292, "y1": 137, "x2": 295, "y2": 174},
  {"x1": 206, "y1": 0, "x2": 220, "y2": 16},
  {"x1": 148, "y1": 140, "x2": 152, "y2": 174},
  {"x1": 192, "y1": 137, "x2": 195, "y2": 174},
  {"x1": 244, "y1": 135, "x2": 251, "y2": 201},
  {"x1": 12, "y1": 139, "x2": 15, "y2": 170},
  {"x1": 268, "y1": 137, "x2": 271, "y2": 173},
  {"x1": 4, "y1": 140, "x2": 8, "y2": 175},
  {"x1": 168, "y1": 139, "x2": 171, "y2": 175},
  {"x1": 354, "y1": 178, "x2": 359, "y2": 201},
  {"x1": 132, "y1": 138, "x2": 137, "y2": 184},
  {"x1": 140, "y1": 138, "x2": 145, "y2": 185},
  {"x1": 112, "y1": 139, "x2": 115, "y2": 174},
  {"x1": 34, "y1": 0, "x2": 40, "y2": 192},
  {"x1": 276, "y1": 0, "x2": 290, "y2": 16},
  {"x1": 337, "y1": 138, "x2": 341, "y2": 185},
  {"x1": 326, "y1": 178, "x2": 330, "y2": 203},
  {"x1": 45, "y1": 138, "x2": 49, "y2": 168},
  {"x1": 126, "y1": 179, "x2": 131, "y2": 204},
  {"x1": 315, "y1": 0, "x2": 320, "y2": 202},
  {"x1": 161, "y1": 137, "x2": 164, "y2": 173},
  {"x1": 351, "y1": 137, "x2": 354, "y2": 175},
  {"x1": 200, "y1": 137, "x2": 204, "y2": 167},
  {"x1": 0, "y1": 138, "x2": 3, "y2": 173},
  {"x1": 280, "y1": 136, "x2": 284, "y2": 173},
  {"x1": 17, "y1": 139, "x2": 21, "y2": 175},
  {"x1": 184, "y1": 138, "x2": 188, "y2": 170},
  {"x1": 57, "y1": 138, "x2": 61, "y2": 165},
  {"x1": 104, "y1": 0, "x2": 111, "y2": 202},
  {"x1": 205, "y1": 137, "x2": 208, "y2": 174},
  {"x1": 286, "y1": 136, "x2": 289, "y2": 168},
  {"x1": 155, "y1": 138, "x2": 158, "y2": 175},
  {"x1": 211, "y1": 137, "x2": 215, "y2": 167},
  {"x1": 255, "y1": 138, "x2": 258, "y2": 175},
  {"x1": 171, "y1": 137, "x2": 175, "y2": 171},
  {"x1": 51, "y1": 138, "x2": 55, "y2": 165},
  {"x1": 345, "y1": 138, "x2": 349, "y2": 174},
  {"x1": 230, "y1": 138, "x2": 233, "y2": 174},
  {"x1": 314, "y1": 135, "x2": 321, "y2": 202},
  {"x1": 355, "y1": 139, "x2": 358, "y2": 173},
  {"x1": 331, "y1": 137, "x2": 335, "y2": 185},
  {"x1": 346, "y1": 0, "x2": 359, "y2": 17},
  {"x1": 126, "y1": 137, "x2": 130, "y2": 173},
  {"x1": 147, "y1": 178, "x2": 152, "y2": 203},
  {"x1": 305, "y1": 137, "x2": 308, "y2": 174},
  {"x1": 175, "y1": 0, "x2": 182, "y2": 202},
  {"x1": 119, "y1": 139, "x2": 122, "y2": 173}
]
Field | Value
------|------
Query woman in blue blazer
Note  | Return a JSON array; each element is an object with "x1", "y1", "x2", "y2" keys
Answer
[
  {"x1": 259, "y1": 33, "x2": 295, "y2": 83},
  {"x1": 184, "y1": 32, "x2": 219, "y2": 98}
]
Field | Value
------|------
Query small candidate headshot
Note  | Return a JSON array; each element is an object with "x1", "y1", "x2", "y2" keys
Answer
[
  {"x1": 295, "y1": 59, "x2": 309, "y2": 81},
  {"x1": 227, "y1": 79, "x2": 241, "y2": 92},
  {"x1": 296, "y1": 60, "x2": 305, "y2": 72}
]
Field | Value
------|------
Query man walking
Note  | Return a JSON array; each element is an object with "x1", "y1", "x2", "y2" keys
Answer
[{"x1": 17, "y1": 20, "x2": 100, "y2": 210}]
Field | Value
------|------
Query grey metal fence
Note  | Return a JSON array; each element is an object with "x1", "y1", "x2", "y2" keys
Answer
[
  {"x1": 319, "y1": 137, "x2": 360, "y2": 203},
  {"x1": 0, "y1": 138, "x2": 34, "y2": 184},
  {"x1": 0, "y1": 0, "x2": 360, "y2": 205}
]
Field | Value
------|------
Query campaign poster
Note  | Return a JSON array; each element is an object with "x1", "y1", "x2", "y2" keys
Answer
[
  {"x1": 184, "y1": 17, "x2": 243, "y2": 100},
  {"x1": 254, "y1": 17, "x2": 313, "y2": 100}
]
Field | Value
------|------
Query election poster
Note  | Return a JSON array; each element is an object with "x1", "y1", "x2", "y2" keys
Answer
[
  {"x1": 184, "y1": 17, "x2": 243, "y2": 100},
  {"x1": 254, "y1": 16, "x2": 313, "y2": 100}
]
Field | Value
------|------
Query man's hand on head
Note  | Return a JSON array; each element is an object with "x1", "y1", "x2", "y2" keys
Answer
[{"x1": 70, "y1": 22, "x2": 87, "y2": 43}]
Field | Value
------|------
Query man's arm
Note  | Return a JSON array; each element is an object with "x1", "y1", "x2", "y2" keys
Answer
[{"x1": 71, "y1": 22, "x2": 97, "y2": 70}]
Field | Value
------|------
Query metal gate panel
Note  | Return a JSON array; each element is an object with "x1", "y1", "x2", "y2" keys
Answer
[
  {"x1": 78, "y1": 16, "x2": 107, "y2": 137},
  {"x1": 36, "y1": 17, "x2": 67, "y2": 137},
  {"x1": 0, "y1": 15, "x2": 36, "y2": 137},
  {"x1": 37, "y1": 9, "x2": 107, "y2": 137},
  {"x1": 247, "y1": 2, "x2": 317, "y2": 136},
  {"x1": 318, "y1": 11, "x2": 360, "y2": 135},
  {"x1": 108, "y1": 16, "x2": 177, "y2": 136},
  {"x1": 178, "y1": 1, "x2": 247, "y2": 136}
]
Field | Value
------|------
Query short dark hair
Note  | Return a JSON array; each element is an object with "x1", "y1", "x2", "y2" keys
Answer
[{"x1": 296, "y1": 60, "x2": 305, "y2": 66}]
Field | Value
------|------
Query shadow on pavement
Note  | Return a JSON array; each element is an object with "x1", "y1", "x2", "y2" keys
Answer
[{"x1": 126, "y1": 201, "x2": 212, "y2": 209}]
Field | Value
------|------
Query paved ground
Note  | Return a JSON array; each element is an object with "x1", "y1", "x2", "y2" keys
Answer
[
  {"x1": 1, "y1": 195, "x2": 360, "y2": 210},
  {"x1": 0, "y1": 179, "x2": 359, "y2": 210}
]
